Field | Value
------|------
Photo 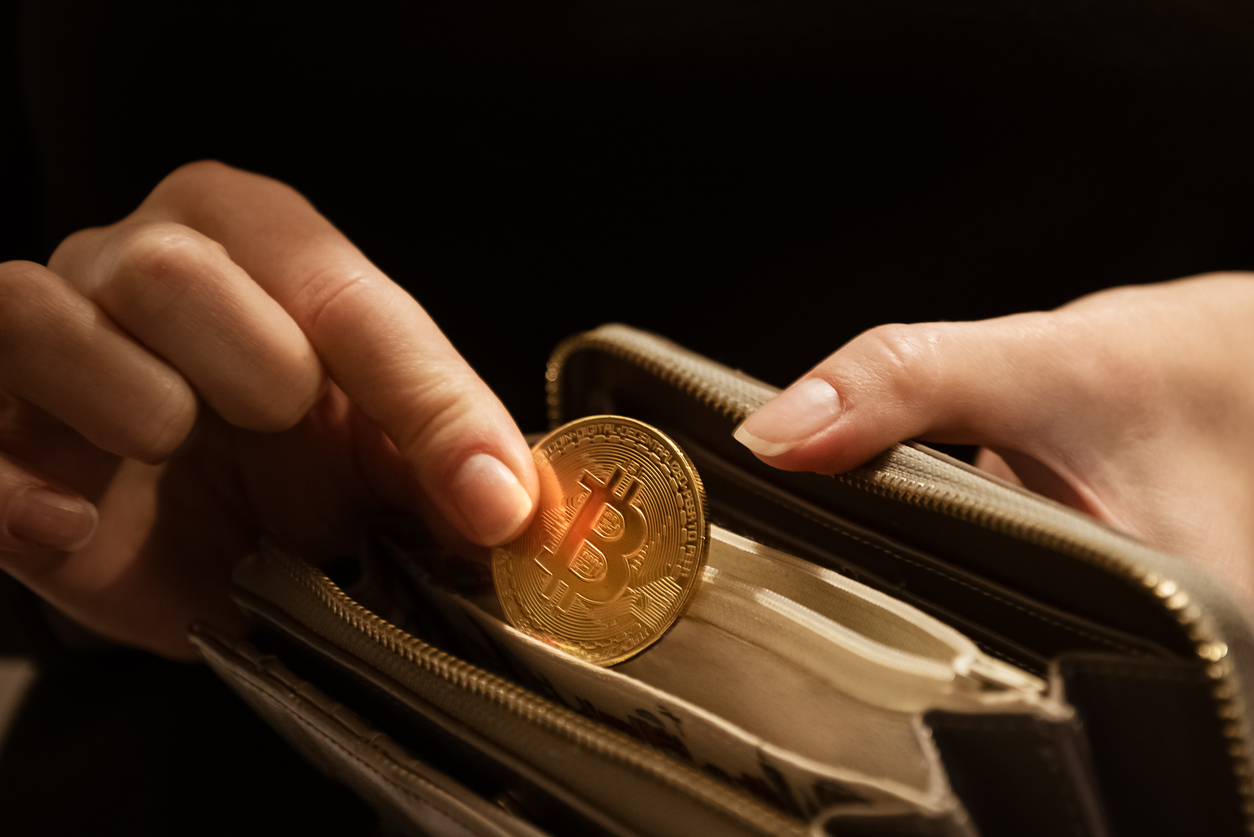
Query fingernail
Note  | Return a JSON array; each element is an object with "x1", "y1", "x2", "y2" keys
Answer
[
  {"x1": 8, "y1": 488, "x2": 99, "y2": 551},
  {"x1": 733, "y1": 377, "x2": 842, "y2": 457},
  {"x1": 450, "y1": 454, "x2": 533, "y2": 546}
]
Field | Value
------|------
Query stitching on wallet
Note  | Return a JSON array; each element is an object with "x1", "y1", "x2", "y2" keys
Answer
[
  {"x1": 233, "y1": 669, "x2": 490, "y2": 835},
  {"x1": 728, "y1": 477, "x2": 1142, "y2": 655}
]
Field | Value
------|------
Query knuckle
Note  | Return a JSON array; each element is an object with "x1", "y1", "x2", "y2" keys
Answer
[
  {"x1": 0, "y1": 258, "x2": 52, "y2": 290},
  {"x1": 158, "y1": 159, "x2": 234, "y2": 193},
  {"x1": 391, "y1": 379, "x2": 479, "y2": 472},
  {"x1": 104, "y1": 223, "x2": 213, "y2": 317},
  {"x1": 142, "y1": 160, "x2": 237, "y2": 215},
  {"x1": 150, "y1": 160, "x2": 298, "y2": 214},
  {"x1": 850, "y1": 323, "x2": 944, "y2": 407},
  {"x1": 293, "y1": 264, "x2": 377, "y2": 337},
  {"x1": 115, "y1": 222, "x2": 207, "y2": 282},
  {"x1": 49, "y1": 227, "x2": 100, "y2": 274}
]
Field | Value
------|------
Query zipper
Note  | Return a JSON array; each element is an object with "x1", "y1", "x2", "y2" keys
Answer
[
  {"x1": 548, "y1": 323, "x2": 1254, "y2": 832},
  {"x1": 238, "y1": 544, "x2": 807, "y2": 837}
]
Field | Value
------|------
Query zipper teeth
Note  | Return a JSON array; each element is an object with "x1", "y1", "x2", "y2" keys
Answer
[
  {"x1": 264, "y1": 547, "x2": 806, "y2": 837},
  {"x1": 551, "y1": 325, "x2": 1254, "y2": 831}
]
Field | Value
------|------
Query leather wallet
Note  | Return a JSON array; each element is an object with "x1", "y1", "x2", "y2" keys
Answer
[{"x1": 192, "y1": 324, "x2": 1254, "y2": 837}]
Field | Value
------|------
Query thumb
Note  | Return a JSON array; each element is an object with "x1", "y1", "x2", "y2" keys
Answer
[{"x1": 733, "y1": 315, "x2": 1085, "y2": 475}]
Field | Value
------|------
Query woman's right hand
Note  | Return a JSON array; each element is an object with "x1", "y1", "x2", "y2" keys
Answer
[{"x1": 0, "y1": 160, "x2": 538, "y2": 659}]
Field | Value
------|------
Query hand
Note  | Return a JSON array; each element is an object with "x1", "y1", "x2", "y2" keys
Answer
[
  {"x1": 0, "y1": 161, "x2": 538, "y2": 659},
  {"x1": 734, "y1": 273, "x2": 1254, "y2": 603}
]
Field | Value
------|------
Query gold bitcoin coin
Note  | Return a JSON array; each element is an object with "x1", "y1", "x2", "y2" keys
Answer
[{"x1": 492, "y1": 415, "x2": 708, "y2": 666}]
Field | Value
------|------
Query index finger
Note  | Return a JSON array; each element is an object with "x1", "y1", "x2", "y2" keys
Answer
[{"x1": 141, "y1": 161, "x2": 537, "y2": 546}]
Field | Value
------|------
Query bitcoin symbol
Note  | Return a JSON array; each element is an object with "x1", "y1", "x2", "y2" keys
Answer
[
  {"x1": 535, "y1": 465, "x2": 646, "y2": 611},
  {"x1": 493, "y1": 415, "x2": 708, "y2": 666}
]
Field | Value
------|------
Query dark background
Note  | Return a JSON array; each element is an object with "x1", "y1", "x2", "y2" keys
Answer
[
  {"x1": 6, "y1": 0, "x2": 1253, "y2": 432},
  {"x1": 2, "y1": 1, "x2": 1253, "y2": 833}
]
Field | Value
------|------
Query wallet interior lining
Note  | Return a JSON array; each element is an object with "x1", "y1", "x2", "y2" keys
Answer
[
  {"x1": 374, "y1": 526, "x2": 1058, "y2": 812},
  {"x1": 675, "y1": 432, "x2": 1175, "y2": 676},
  {"x1": 371, "y1": 546, "x2": 962, "y2": 815}
]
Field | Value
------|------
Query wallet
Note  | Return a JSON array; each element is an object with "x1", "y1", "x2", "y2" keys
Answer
[{"x1": 191, "y1": 324, "x2": 1254, "y2": 837}]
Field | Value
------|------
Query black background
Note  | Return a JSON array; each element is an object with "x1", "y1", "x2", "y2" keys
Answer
[
  {"x1": 7, "y1": 0, "x2": 1253, "y2": 431},
  {"x1": 2, "y1": 1, "x2": 1254, "y2": 833}
]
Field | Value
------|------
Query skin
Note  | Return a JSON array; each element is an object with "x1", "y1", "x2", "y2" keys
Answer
[
  {"x1": 734, "y1": 273, "x2": 1254, "y2": 606},
  {"x1": 3, "y1": 161, "x2": 1252, "y2": 660},
  {"x1": 0, "y1": 161, "x2": 538, "y2": 659}
]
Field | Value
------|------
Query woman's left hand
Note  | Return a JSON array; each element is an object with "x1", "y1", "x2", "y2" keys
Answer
[{"x1": 735, "y1": 273, "x2": 1254, "y2": 602}]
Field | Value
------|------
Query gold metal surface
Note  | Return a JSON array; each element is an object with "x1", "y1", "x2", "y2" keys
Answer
[{"x1": 493, "y1": 415, "x2": 709, "y2": 667}]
